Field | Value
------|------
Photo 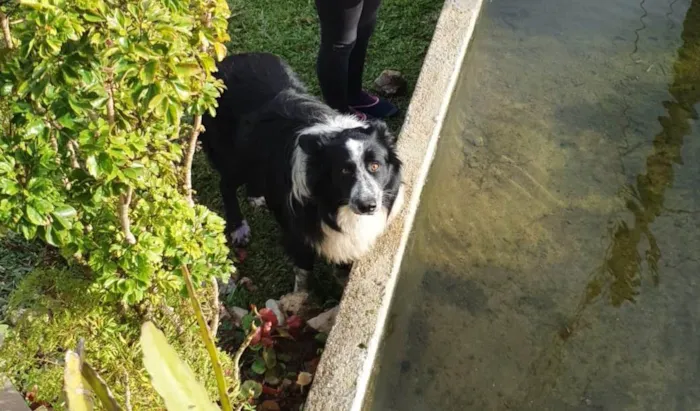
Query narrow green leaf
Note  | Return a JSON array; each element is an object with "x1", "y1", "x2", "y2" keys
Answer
[
  {"x1": 81, "y1": 361, "x2": 123, "y2": 411},
  {"x1": 140, "y1": 322, "x2": 221, "y2": 411},
  {"x1": 64, "y1": 350, "x2": 94, "y2": 411}
]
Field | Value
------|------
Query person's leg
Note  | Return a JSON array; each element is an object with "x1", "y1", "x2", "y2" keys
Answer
[
  {"x1": 347, "y1": 0, "x2": 399, "y2": 118},
  {"x1": 315, "y1": 0, "x2": 364, "y2": 113},
  {"x1": 347, "y1": 0, "x2": 379, "y2": 103}
]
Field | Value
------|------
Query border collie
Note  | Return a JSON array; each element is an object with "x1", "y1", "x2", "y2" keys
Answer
[{"x1": 200, "y1": 53, "x2": 404, "y2": 291}]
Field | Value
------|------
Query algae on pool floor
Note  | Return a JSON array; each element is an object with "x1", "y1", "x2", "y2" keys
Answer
[{"x1": 366, "y1": 0, "x2": 700, "y2": 410}]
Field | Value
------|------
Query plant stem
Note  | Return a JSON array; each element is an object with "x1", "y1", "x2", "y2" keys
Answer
[
  {"x1": 105, "y1": 73, "x2": 115, "y2": 125},
  {"x1": 183, "y1": 114, "x2": 201, "y2": 206},
  {"x1": 0, "y1": 11, "x2": 13, "y2": 49},
  {"x1": 231, "y1": 322, "x2": 257, "y2": 393},
  {"x1": 181, "y1": 264, "x2": 233, "y2": 411},
  {"x1": 67, "y1": 140, "x2": 80, "y2": 168},
  {"x1": 209, "y1": 277, "x2": 220, "y2": 338},
  {"x1": 124, "y1": 372, "x2": 132, "y2": 411},
  {"x1": 118, "y1": 188, "x2": 136, "y2": 245}
]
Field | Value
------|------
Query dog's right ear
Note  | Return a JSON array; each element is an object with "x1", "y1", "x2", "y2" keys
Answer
[{"x1": 298, "y1": 134, "x2": 325, "y2": 155}]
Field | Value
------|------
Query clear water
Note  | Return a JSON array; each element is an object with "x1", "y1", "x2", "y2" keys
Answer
[{"x1": 365, "y1": 0, "x2": 700, "y2": 410}]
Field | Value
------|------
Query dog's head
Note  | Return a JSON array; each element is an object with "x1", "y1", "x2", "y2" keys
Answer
[{"x1": 294, "y1": 116, "x2": 402, "y2": 216}]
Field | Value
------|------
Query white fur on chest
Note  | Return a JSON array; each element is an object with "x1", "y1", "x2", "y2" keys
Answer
[{"x1": 315, "y1": 205, "x2": 388, "y2": 264}]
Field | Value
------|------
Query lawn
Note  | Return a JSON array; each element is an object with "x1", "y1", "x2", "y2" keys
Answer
[{"x1": 193, "y1": 0, "x2": 445, "y2": 309}]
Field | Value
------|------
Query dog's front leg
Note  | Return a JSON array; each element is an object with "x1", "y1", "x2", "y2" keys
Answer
[{"x1": 287, "y1": 240, "x2": 315, "y2": 293}]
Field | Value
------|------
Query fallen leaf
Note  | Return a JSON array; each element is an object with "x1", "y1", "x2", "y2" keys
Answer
[
  {"x1": 239, "y1": 277, "x2": 256, "y2": 291},
  {"x1": 261, "y1": 400, "x2": 281, "y2": 411},
  {"x1": 262, "y1": 385, "x2": 281, "y2": 396}
]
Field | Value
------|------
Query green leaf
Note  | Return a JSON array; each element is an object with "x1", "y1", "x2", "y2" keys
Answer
[
  {"x1": 64, "y1": 350, "x2": 94, "y2": 411},
  {"x1": 54, "y1": 205, "x2": 77, "y2": 219},
  {"x1": 97, "y1": 153, "x2": 113, "y2": 175},
  {"x1": 240, "y1": 380, "x2": 262, "y2": 399},
  {"x1": 57, "y1": 114, "x2": 76, "y2": 129},
  {"x1": 122, "y1": 162, "x2": 145, "y2": 180},
  {"x1": 86, "y1": 156, "x2": 98, "y2": 178},
  {"x1": 81, "y1": 360, "x2": 123, "y2": 410},
  {"x1": 25, "y1": 118, "x2": 46, "y2": 138},
  {"x1": 264, "y1": 367, "x2": 280, "y2": 386},
  {"x1": 26, "y1": 204, "x2": 46, "y2": 225},
  {"x1": 20, "y1": 224, "x2": 37, "y2": 240},
  {"x1": 213, "y1": 43, "x2": 227, "y2": 62},
  {"x1": 64, "y1": 349, "x2": 123, "y2": 411},
  {"x1": 141, "y1": 61, "x2": 157, "y2": 84},
  {"x1": 251, "y1": 357, "x2": 267, "y2": 375},
  {"x1": 140, "y1": 322, "x2": 221, "y2": 411},
  {"x1": 174, "y1": 62, "x2": 201, "y2": 78},
  {"x1": 263, "y1": 346, "x2": 277, "y2": 368}
]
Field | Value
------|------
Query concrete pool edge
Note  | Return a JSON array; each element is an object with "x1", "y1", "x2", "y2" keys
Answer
[{"x1": 305, "y1": 0, "x2": 484, "y2": 409}]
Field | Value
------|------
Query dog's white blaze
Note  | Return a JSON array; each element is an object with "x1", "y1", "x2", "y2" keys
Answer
[
  {"x1": 345, "y1": 139, "x2": 382, "y2": 206},
  {"x1": 316, "y1": 205, "x2": 389, "y2": 264},
  {"x1": 290, "y1": 114, "x2": 369, "y2": 205}
]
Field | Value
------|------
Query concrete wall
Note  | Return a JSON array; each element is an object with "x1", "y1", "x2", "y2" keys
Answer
[{"x1": 304, "y1": 1, "x2": 485, "y2": 409}]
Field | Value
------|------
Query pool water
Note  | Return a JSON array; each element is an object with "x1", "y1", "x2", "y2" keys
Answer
[{"x1": 365, "y1": 0, "x2": 700, "y2": 410}]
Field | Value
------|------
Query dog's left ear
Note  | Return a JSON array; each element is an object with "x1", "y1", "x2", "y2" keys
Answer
[
  {"x1": 298, "y1": 133, "x2": 325, "y2": 155},
  {"x1": 369, "y1": 119, "x2": 397, "y2": 147}
]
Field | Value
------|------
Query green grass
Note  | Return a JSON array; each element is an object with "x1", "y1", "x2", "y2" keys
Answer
[{"x1": 192, "y1": 0, "x2": 444, "y2": 308}]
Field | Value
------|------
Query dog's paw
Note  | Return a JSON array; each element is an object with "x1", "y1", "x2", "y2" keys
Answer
[
  {"x1": 247, "y1": 196, "x2": 267, "y2": 209},
  {"x1": 293, "y1": 267, "x2": 310, "y2": 293},
  {"x1": 229, "y1": 220, "x2": 251, "y2": 247}
]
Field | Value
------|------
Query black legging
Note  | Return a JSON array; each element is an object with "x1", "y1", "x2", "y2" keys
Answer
[{"x1": 315, "y1": 0, "x2": 381, "y2": 113}]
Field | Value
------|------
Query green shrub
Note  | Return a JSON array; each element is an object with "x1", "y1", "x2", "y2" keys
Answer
[
  {"x1": 0, "y1": 0, "x2": 233, "y2": 305},
  {"x1": 0, "y1": 267, "x2": 234, "y2": 410}
]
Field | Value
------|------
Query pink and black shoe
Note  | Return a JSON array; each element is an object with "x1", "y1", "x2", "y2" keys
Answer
[{"x1": 350, "y1": 91, "x2": 399, "y2": 119}]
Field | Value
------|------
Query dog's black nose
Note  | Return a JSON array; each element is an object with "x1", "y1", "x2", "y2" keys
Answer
[{"x1": 357, "y1": 200, "x2": 377, "y2": 214}]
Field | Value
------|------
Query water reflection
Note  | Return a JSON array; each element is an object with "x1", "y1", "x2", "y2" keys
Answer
[{"x1": 591, "y1": 0, "x2": 699, "y2": 309}]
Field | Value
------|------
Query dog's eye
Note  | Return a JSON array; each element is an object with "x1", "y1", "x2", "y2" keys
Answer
[
  {"x1": 368, "y1": 162, "x2": 380, "y2": 173},
  {"x1": 341, "y1": 167, "x2": 352, "y2": 175}
]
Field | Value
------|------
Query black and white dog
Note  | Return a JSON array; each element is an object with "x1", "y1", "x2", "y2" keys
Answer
[{"x1": 200, "y1": 53, "x2": 404, "y2": 291}]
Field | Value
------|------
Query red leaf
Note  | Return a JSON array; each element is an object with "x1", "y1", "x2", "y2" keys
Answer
[
  {"x1": 261, "y1": 321, "x2": 273, "y2": 337},
  {"x1": 262, "y1": 385, "x2": 281, "y2": 396},
  {"x1": 261, "y1": 336, "x2": 274, "y2": 348},
  {"x1": 286, "y1": 315, "x2": 303, "y2": 330},
  {"x1": 258, "y1": 308, "x2": 278, "y2": 328},
  {"x1": 250, "y1": 326, "x2": 262, "y2": 346}
]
